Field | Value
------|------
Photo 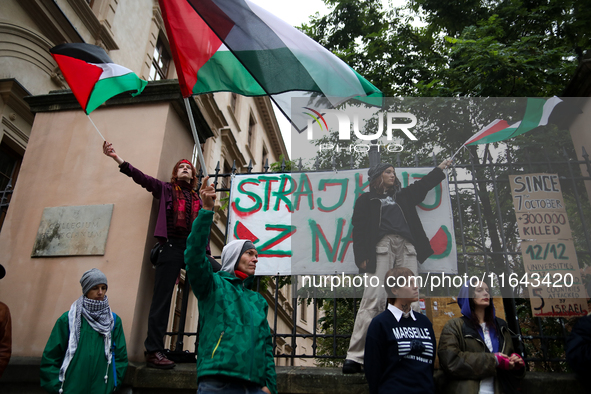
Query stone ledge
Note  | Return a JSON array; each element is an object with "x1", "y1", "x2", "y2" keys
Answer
[{"x1": 1, "y1": 357, "x2": 586, "y2": 394}]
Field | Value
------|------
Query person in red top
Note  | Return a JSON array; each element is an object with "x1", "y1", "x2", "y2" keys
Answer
[{"x1": 103, "y1": 141, "x2": 218, "y2": 369}]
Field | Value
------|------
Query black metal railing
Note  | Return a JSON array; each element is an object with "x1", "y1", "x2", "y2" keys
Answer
[
  {"x1": 0, "y1": 180, "x2": 13, "y2": 233},
  {"x1": 165, "y1": 145, "x2": 591, "y2": 372}
]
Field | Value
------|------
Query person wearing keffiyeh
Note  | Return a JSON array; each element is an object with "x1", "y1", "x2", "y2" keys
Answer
[
  {"x1": 40, "y1": 268, "x2": 128, "y2": 394},
  {"x1": 102, "y1": 141, "x2": 220, "y2": 369}
]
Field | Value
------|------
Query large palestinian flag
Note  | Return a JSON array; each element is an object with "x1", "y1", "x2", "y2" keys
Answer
[
  {"x1": 158, "y1": 0, "x2": 382, "y2": 132},
  {"x1": 464, "y1": 97, "x2": 563, "y2": 146},
  {"x1": 50, "y1": 43, "x2": 147, "y2": 115}
]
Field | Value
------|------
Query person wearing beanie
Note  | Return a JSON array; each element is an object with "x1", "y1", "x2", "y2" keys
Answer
[
  {"x1": 184, "y1": 177, "x2": 277, "y2": 394},
  {"x1": 40, "y1": 269, "x2": 128, "y2": 394},
  {"x1": 103, "y1": 141, "x2": 220, "y2": 369},
  {"x1": 343, "y1": 159, "x2": 452, "y2": 374},
  {"x1": 0, "y1": 263, "x2": 11, "y2": 378},
  {"x1": 438, "y1": 280, "x2": 524, "y2": 394}
]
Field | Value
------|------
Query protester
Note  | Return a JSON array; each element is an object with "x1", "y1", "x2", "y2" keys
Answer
[
  {"x1": 184, "y1": 178, "x2": 276, "y2": 394},
  {"x1": 343, "y1": 159, "x2": 452, "y2": 374},
  {"x1": 103, "y1": 141, "x2": 219, "y2": 369},
  {"x1": 40, "y1": 268, "x2": 128, "y2": 394},
  {"x1": 364, "y1": 267, "x2": 436, "y2": 394},
  {"x1": 438, "y1": 281, "x2": 524, "y2": 394},
  {"x1": 0, "y1": 264, "x2": 11, "y2": 378},
  {"x1": 566, "y1": 313, "x2": 591, "y2": 393}
]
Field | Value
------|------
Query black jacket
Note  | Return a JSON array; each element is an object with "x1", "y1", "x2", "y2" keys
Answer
[{"x1": 352, "y1": 167, "x2": 446, "y2": 273}]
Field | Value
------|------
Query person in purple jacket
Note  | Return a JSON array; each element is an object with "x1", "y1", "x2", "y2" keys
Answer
[{"x1": 103, "y1": 141, "x2": 219, "y2": 369}]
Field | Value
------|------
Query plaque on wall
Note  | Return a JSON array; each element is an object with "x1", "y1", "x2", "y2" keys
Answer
[{"x1": 31, "y1": 204, "x2": 114, "y2": 257}]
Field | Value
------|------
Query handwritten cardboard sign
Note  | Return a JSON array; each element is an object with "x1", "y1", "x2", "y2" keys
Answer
[{"x1": 510, "y1": 174, "x2": 587, "y2": 317}]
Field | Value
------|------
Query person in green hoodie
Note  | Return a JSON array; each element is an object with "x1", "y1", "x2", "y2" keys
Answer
[
  {"x1": 185, "y1": 177, "x2": 276, "y2": 394},
  {"x1": 40, "y1": 268, "x2": 128, "y2": 394}
]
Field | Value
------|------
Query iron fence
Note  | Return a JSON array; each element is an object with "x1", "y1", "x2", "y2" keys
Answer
[{"x1": 164, "y1": 145, "x2": 591, "y2": 372}]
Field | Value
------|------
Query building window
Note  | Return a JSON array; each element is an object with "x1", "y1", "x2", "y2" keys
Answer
[
  {"x1": 149, "y1": 36, "x2": 171, "y2": 81},
  {"x1": 300, "y1": 299, "x2": 308, "y2": 322},
  {"x1": 248, "y1": 114, "x2": 256, "y2": 147},
  {"x1": 262, "y1": 145, "x2": 268, "y2": 170}
]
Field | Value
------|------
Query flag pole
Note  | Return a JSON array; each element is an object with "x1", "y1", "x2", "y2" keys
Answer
[
  {"x1": 86, "y1": 115, "x2": 106, "y2": 141},
  {"x1": 450, "y1": 145, "x2": 466, "y2": 162},
  {"x1": 184, "y1": 97, "x2": 208, "y2": 177}
]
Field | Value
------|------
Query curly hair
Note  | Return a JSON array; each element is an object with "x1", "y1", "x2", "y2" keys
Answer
[{"x1": 171, "y1": 159, "x2": 197, "y2": 189}]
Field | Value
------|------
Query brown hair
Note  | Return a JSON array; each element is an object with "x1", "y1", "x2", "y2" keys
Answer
[
  {"x1": 384, "y1": 266, "x2": 416, "y2": 305},
  {"x1": 468, "y1": 279, "x2": 495, "y2": 329},
  {"x1": 368, "y1": 166, "x2": 401, "y2": 195},
  {"x1": 171, "y1": 159, "x2": 197, "y2": 189}
]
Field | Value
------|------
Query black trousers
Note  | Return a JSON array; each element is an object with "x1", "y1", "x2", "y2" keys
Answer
[{"x1": 144, "y1": 238, "x2": 186, "y2": 353}]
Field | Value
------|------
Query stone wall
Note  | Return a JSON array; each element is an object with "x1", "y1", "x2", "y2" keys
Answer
[{"x1": 1, "y1": 357, "x2": 585, "y2": 394}]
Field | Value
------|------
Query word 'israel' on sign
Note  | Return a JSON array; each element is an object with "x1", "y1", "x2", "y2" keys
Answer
[{"x1": 227, "y1": 169, "x2": 457, "y2": 276}]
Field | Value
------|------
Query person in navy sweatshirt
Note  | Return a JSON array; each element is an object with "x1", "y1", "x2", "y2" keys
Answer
[{"x1": 364, "y1": 267, "x2": 436, "y2": 394}]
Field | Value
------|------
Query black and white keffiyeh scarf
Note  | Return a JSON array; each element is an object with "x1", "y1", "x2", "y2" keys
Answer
[{"x1": 59, "y1": 295, "x2": 114, "y2": 383}]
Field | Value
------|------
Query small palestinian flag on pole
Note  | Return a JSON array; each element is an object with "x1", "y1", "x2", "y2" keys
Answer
[
  {"x1": 451, "y1": 97, "x2": 563, "y2": 160},
  {"x1": 464, "y1": 97, "x2": 563, "y2": 146},
  {"x1": 50, "y1": 43, "x2": 147, "y2": 115}
]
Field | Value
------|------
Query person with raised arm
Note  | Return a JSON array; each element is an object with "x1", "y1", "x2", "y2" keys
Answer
[
  {"x1": 103, "y1": 141, "x2": 219, "y2": 369},
  {"x1": 184, "y1": 178, "x2": 276, "y2": 394},
  {"x1": 343, "y1": 159, "x2": 452, "y2": 374}
]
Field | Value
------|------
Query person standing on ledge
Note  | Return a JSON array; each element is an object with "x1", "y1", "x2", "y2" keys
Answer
[
  {"x1": 184, "y1": 178, "x2": 277, "y2": 394},
  {"x1": 103, "y1": 141, "x2": 218, "y2": 369},
  {"x1": 343, "y1": 159, "x2": 452, "y2": 374}
]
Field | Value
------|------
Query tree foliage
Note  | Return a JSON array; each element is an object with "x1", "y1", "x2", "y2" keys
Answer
[
  {"x1": 302, "y1": 0, "x2": 590, "y2": 98},
  {"x1": 301, "y1": 0, "x2": 591, "y2": 370}
]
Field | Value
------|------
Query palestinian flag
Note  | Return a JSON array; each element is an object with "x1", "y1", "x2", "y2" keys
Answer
[
  {"x1": 50, "y1": 43, "x2": 147, "y2": 115},
  {"x1": 465, "y1": 97, "x2": 563, "y2": 146},
  {"x1": 158, "y1": 0, "x2": 382, "y2": 132}
]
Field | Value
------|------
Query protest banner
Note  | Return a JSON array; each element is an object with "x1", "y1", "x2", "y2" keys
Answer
[{"x1": 227, "y1": 168, "x2": 457, "y2": 275}]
